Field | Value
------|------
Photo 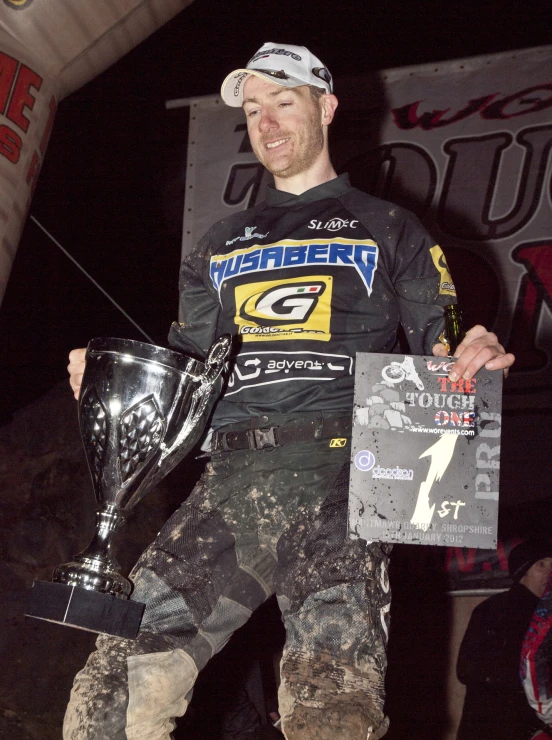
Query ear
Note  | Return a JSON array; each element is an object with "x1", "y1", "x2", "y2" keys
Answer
[{"x1": 320, "y1": 93, "x2": 338, "y2": 126}]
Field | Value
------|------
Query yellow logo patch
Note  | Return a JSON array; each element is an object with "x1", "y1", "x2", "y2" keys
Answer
[
  {"x1": 430, "y1": 245, "x2": 456, "y2": 297},
  {"x1": 234, "y1": 275, "x2": 333, "y2": 342},
  {"x1": 329, "y1": 438, "x2": 348, "y2": 448}
]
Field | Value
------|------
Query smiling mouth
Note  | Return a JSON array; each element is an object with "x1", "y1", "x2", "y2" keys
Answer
[{"x1": 265, "y1": 138, "x2": 290, "y2": 150}]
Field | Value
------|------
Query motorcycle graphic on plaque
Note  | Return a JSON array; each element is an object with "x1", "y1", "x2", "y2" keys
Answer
[{"x1": 348, "y1": 353, "x2": 502, "y2": 549}]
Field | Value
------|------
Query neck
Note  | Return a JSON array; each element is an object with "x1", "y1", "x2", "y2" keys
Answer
[{"x1": 273, "y1": 156, "x2": 338, "y2": 196}]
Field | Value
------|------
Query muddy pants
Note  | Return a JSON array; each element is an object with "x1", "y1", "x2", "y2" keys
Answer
[{"x1": 64, "y1": 413, "x2": 391, "y2": 740}]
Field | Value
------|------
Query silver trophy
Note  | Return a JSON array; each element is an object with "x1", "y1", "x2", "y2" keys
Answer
[{"x1": 27, "y1": 334, "x2": 231, "y2": 637}]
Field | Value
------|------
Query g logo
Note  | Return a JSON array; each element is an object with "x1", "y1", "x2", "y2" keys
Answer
[
  {"x1": 234, "y1": 275, "x2": 333, "y2": 342},
  {"x1": 240, "y1": 282, "x2": 325, "y2": 325}
]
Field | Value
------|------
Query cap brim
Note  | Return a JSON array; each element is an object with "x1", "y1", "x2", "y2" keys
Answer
[{"x1": 221, "y1": 68, "x2": 307, "y2": 107}]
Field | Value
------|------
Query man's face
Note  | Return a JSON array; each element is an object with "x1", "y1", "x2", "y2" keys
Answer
[
  {"x1": 529, "y1": 556, "x2": 552, "y2": 597},
  {"x1": 242, "y1": 76, "x2": 325, "y2": 179}
]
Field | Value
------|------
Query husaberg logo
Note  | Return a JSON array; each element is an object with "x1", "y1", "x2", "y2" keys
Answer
[
  {"x1": 210, "y1": 238, "x2": 379, "y2": 297},
  {"x1": 308, "y1": 218, "x2": 358, "y2": 232}
]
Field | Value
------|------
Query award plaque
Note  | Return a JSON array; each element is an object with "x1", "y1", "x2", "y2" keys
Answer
[
  {"x1": 26, "y1": 334, "x2": 231, "y2": 638},
  {"x1": 349, "y1": 353, "x2": 502, "y2": 550}
]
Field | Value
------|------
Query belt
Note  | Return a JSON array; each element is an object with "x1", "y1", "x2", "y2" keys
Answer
[{"x1": 212, "y1": 416, "x2": 352, "y2": 452}]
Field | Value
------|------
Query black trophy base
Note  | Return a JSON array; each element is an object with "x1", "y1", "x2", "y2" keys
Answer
[{"x1": 25, "y1": 581, "x2": 145, "y2": 639}]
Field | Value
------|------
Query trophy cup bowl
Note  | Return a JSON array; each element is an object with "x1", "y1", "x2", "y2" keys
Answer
[{"x1": 26, "y1": 334, "x2": 231, "y2": 638}]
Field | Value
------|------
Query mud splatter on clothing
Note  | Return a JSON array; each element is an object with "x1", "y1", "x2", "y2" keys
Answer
[{"x1": 64, "y1": 412, "x2": 391, "y2": 739}]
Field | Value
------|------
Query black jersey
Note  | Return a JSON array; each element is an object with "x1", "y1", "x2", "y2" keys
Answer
[{"x1": 168, "y1": 174, "x2": 456, "y2": 428}]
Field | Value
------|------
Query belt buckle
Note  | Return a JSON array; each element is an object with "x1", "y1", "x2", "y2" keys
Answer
[
  {"x1": 249, "y1": 427, "x2": 279, "y2": 450},
  {"x1": 214, "y1": 431, "x2": 233, "y2": 452}
]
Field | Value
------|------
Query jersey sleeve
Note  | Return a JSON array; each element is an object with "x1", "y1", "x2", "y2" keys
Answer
[
  {"x1": 167, "y1": 228, "x2": 221, "y2": 360},
  {"x1": 391, "y1": 214, "x2": 457, "y2": 355},
  {"x1": 342, "y1": 191, "x2": 456, "y2": 356}
]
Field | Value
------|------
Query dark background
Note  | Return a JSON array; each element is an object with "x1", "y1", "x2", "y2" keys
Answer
[
  {"x1": 1, "y1": 0, "x2": 551, "y2": 425},
  {"x1": 0, "y1": 3, "x2": 550, "y2": 738}
]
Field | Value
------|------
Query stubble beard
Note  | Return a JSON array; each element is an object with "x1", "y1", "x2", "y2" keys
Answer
[{"x1": 255, "y1": 106, "x2": 325, "y2": 179}]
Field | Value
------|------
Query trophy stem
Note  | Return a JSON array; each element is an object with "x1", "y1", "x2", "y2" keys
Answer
[{"x1": 53, "y1": 504, "x2": 132, "y2": 598}]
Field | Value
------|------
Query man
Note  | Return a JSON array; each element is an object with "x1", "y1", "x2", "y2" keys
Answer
[
  {"x1": 65, "y1": 43, "x2": 514, "y2": 740},
  {"x1": 522, "y1": 569, "x2": 552, "y2": 732},
  {"x1": 457, "y1": 538, "x2": 552, "y2": 740}
]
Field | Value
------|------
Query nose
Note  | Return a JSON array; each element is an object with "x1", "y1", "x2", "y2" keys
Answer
[{"x1": 258, "y1": 107, "x2": 278, "y2": 133}]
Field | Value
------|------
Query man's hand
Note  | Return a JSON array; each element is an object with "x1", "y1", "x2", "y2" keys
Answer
[
  {"x1": 432, "y1": 324, "x2": 515, "y2": 382},
  {"x1": 67, "y1": 348, "x2": 87, "y2": 399}
]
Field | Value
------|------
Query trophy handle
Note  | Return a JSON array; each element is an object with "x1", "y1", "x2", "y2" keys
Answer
[
  {"x1": 189, "y1": 332, "x2": 232, "y2": 424},
  {"x1": 203, "y1": 334, "x2": 233, "y2": 384},
  {"x1": 159, "y1": 334, "x2": 232, "y2": 464}
]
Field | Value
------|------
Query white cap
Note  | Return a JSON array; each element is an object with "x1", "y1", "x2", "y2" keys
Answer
[{"x1": 221, "y1": 42, "x2": 333, "y2": 107}]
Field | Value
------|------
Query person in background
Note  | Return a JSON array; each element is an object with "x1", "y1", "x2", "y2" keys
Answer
[
  {"x1": 521, "y1": 568, "x2": 552, "y2": 734},
  {"x1": 457, "y1": 538, "x2": 552, "y2": 740}
]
